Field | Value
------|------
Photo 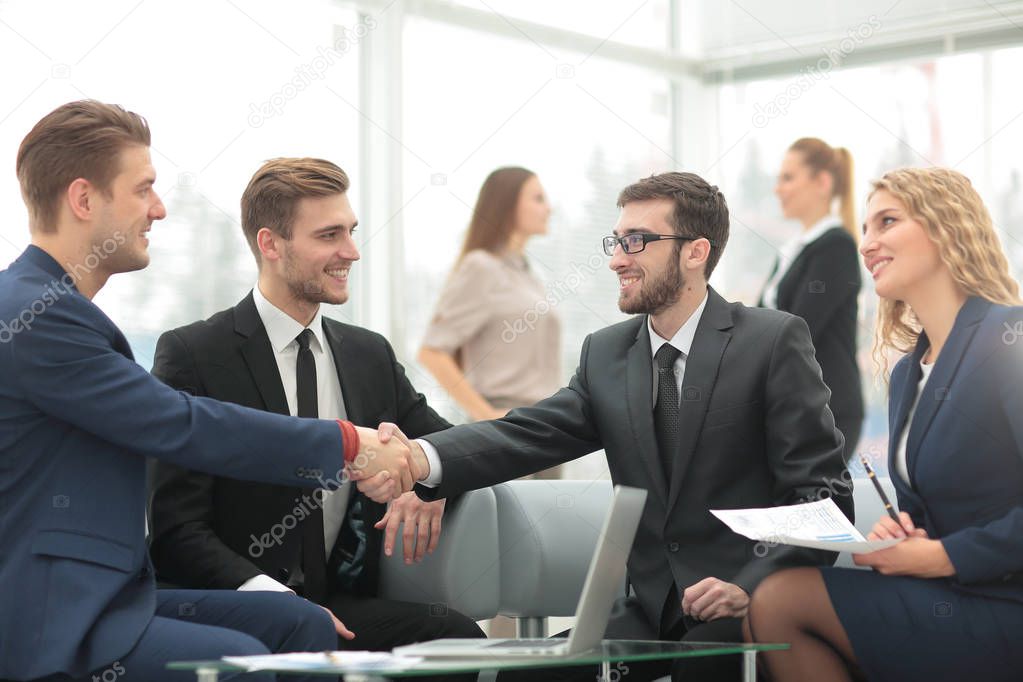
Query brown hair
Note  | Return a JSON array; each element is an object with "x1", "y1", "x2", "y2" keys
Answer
[
  {"x1": 616, "y1": 172, "x2": 730, "y2": 279},
  {"x1": 870, "y1": 167, "x2": 1021, "y2": 375},
  {"x1": 240, "y1": 157, "x2": 350, "y2": 262},
  {"x1": 16, "y1": 100, "x2": 151, "y2": 232},
  {"x1": 789, "y1": 137, "x2": 857, "y2": 243},
  {"x1": 457, "y1": 166, "x2": 535, "y2": 261}
]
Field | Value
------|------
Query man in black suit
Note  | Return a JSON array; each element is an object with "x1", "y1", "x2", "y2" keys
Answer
[
  {"x1": 363, "y1": 172, "x2": 853, "y2": 680},
  {"x1": 147, "y1": 158, "x2": 483, "y2": 663}
]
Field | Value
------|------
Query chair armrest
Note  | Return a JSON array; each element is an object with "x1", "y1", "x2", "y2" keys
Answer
[{"x1": 377, "y1": 487, "x2": 500, "y2": 620}]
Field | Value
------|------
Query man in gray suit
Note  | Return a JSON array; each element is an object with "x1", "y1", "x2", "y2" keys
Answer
[{"x1": 363, "y1": 172, "x2": 852, "y2": 680}]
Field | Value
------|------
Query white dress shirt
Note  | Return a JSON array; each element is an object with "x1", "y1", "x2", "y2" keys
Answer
[
  {"x1": 893, "y1": 360, "x2": 935, "y2": 487},
  {"x1": 419, "y1": 293, "x2": 710, "y2": 487},
  {"x1": 239, "y1": 284, "x2": 352, "y2": 593},
  {"x1": 762, "y1": 215, "x2": 843, "y2": 310}
]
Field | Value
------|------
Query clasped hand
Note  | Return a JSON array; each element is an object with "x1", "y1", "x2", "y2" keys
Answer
[{"x1": 346, "y1": 423, "x2": 428, "y2": 502}]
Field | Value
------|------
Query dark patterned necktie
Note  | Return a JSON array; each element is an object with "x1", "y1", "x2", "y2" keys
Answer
[
  {"x1": 295, "y1": 329, "x2": 327, "y2": 602},
  {"x1": 654, "y1": 343, "x2": 682, "y2": 479}
]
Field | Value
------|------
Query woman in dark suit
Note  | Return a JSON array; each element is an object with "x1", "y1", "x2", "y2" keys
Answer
[
  {"x1": 761, "y1": 138, "x2": 863, "y2": 461},
  {"x1": 745, "y1": 167, "x2": 1023, "y2": 681}
]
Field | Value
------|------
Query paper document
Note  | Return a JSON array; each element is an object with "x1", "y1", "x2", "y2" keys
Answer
[
  {"x1": 222, "y1": 651, "x2": 423, "y2": 672},
  {"x1": 711, "y1": 498, "x2": 903, "y2": 553}
]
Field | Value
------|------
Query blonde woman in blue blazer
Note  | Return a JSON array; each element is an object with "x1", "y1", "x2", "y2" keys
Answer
[{"x1": 745, "y1": 167, "x2": 1023, "y2": 682}]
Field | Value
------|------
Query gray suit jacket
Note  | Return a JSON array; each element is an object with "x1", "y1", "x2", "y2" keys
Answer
[{"x1": 419, "y1": 288, "x2": 851, "y2": 632}]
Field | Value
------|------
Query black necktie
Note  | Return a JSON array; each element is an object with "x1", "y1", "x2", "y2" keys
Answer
[
  {"x1": 654, "y1": 343, "x2": 682, "y2": 479},
  {"x1": 295, "y1": 329, "x2": 328, "y2": 603}
]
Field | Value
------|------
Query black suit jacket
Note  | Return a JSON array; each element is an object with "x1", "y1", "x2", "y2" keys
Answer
[
  {"x1": 418, "y1": 288, "x2": 852, "y2": 632},
  {"x1": 759, "y1": 226, "x2": 863, "y2": 424},
  {"x1": 147, "y1": 292, "x2": 450, "y2": 598}
]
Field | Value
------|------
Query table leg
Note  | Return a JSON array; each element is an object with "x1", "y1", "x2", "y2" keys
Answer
[
  {"x1": 742, "y1": 650, "x2": 757, "y2": 682},
  {"x1": 599, "y1": 660, "x2": 611, "y2": 680},
  {"x1": 196, "y1": 667, "x2": 219, "y2": 682}
]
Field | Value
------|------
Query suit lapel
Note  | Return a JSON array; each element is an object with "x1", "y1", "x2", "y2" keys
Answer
[
  {"x1": 666, "y1": 289, "x2": 733, "y2": 513},
  {"x1": 625, "y1": 320, "x2": 667, "y2": 506},
  {"x1": 234, "y1": 292, "x2": 290, "y2": 416},
  {"x1": 323, "y1": 320, "x2": 364, "y2": 425},
  {"x1": 904, "y1": 297, "x2": 989, "y2": 482}
]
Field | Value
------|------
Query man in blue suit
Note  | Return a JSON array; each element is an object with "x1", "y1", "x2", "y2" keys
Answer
[{"x1": 0, "y1": 100, "x2": 417, "y2": 681}]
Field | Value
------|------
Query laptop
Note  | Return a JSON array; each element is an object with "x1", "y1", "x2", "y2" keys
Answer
[{"x1": 393, "y1": 484, "x2": 647, "y2": 659}]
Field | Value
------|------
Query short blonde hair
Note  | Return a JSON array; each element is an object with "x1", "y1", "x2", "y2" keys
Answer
[{"x1": 870, "y1": 167, "x2": 1021, "y2": 374}]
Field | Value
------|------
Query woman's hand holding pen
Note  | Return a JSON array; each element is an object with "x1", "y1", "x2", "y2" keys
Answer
[
  {"x1": 868, "y1": 511, "x2": 928, "y2": 541},
  {"x1": 852, "y1": 512, "x2": 955, "y2": 578}
]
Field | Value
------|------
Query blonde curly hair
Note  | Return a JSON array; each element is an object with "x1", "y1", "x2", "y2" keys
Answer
[{"x1": 869, "y1": 167, "x2": 1021, "y2": 375}]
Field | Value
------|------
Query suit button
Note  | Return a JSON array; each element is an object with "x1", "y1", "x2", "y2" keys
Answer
[{"x1": 667, "y1": 542, "x2": 680, "y2": 553}]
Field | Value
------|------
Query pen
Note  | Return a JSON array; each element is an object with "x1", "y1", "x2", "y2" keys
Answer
[{"x1": 859, "y1": 454, "x2": 903, "y2": 529}]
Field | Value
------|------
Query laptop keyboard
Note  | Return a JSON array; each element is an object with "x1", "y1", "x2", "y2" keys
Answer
[{"x1": 485, "y1": 639, "x2": 564, "y2": 649}]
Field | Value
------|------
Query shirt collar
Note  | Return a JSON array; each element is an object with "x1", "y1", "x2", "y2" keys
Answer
[
  {"x1": 252, "y1": 283, "x2": 327, "y2": 354},
  {"x1": 647, "y1": 291, "x2": 709, "y2": 360},
  {"x1": 798, "y1": 215, "x2": 842, "y2": 247}
]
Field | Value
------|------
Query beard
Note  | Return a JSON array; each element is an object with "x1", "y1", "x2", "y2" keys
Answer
[
  {"x1": 618, "y1": 252, "x2": 684, "y2": 316},
  {"x1": 282, "y1": 248, "x2": 348, "y2": 306}
]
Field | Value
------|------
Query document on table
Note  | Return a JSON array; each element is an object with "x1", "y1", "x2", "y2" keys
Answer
[
  {"x1": 222, "y1": 651, "x2": 423, "y2": 672},
  {"x1": 710, "y1": 498, "x2": 903, "y2": 553}
]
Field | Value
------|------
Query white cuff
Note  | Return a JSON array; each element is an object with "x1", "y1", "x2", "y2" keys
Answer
[
  {"x1": 238, "y1": 574, "x2": 295, "y2": 593},
  {"x1": 416, "y1": 438, "x2": 443, "y2": 487}
]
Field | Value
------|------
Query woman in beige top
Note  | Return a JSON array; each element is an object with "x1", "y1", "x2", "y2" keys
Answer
[{"x1": 418, "y1": 165, "x2": 562, "y2": 445}]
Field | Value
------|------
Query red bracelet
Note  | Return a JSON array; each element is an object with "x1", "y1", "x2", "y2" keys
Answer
[{"x1": 336, "y1": 420, "x2": 359, "y2": 463}]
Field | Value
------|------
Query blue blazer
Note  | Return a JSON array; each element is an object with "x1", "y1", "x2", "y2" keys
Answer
[
  {"x1": 889, "y1": 296, "x2": 1023, "y2": 603},
  {"x1": 0, "y1": 247, "x2": 346, "y2": 680}
]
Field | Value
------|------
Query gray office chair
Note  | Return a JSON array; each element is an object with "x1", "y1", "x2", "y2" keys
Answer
[
  {"x1": 377, "y1": 485, "x2": 501, "y2": 620},
  {"x1": 492, "y1": 479, "x2": 618, "y2": 638}
]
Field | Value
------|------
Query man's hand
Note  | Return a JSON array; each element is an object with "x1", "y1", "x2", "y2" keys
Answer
[
  {"x1": 320, "y1": 604, "x2": 355, "y2": 640},
  {"x1": 347, "y1": 424, "x2": 415, "y2": 501},
  {"x1": 377, "y1": 423, "x2": 430, "y2": 481},
  {"x1": 374, "y1": 492, "x2": 446, "y2": 563},
  {"x1": 681, "y1": 577, "x2": 750, "y2": 621}
]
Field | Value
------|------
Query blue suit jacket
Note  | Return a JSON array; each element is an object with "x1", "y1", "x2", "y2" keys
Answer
[
  {"x1": 889, "y1": 296, "x2": 1023, "y2": 603},
  {"x1": 0, "y1": 246, "x2": 346, "y2": 680}
]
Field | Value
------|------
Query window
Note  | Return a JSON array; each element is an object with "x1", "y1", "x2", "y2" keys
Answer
[{"x1": 0, "y1": 0, "x2": 362, "y2": 367}]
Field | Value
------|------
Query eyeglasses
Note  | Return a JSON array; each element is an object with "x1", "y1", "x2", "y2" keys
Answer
[{"x1": 602, "y1": 233, "x2": 713, "y2": 257}]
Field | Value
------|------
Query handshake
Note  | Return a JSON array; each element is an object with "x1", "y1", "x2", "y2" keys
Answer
[{"x1": 347, "y1": 424, "x2": 430, "y2": 502}]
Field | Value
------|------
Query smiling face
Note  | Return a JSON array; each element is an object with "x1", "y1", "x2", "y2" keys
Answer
[
  {"x1": 609, "y1": 198, "x2": 685, "y2": 315},
  {"x1": 861, "y1": 189, "x2": 947, "y2": 302},
  {"x1": 775, "y1": 150, "x2": 831, "y2": 223},
  {"x1": 91, "y1": 145, "x2": 166, "y2": 273},
  {"x1": 264, "y1": 192, "x2": 360, "y2": 307}
]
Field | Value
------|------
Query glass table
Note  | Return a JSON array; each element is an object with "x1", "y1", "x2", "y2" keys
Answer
[{"x1": 169, "y1": 640, "x2": 788, "y2": 682}]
